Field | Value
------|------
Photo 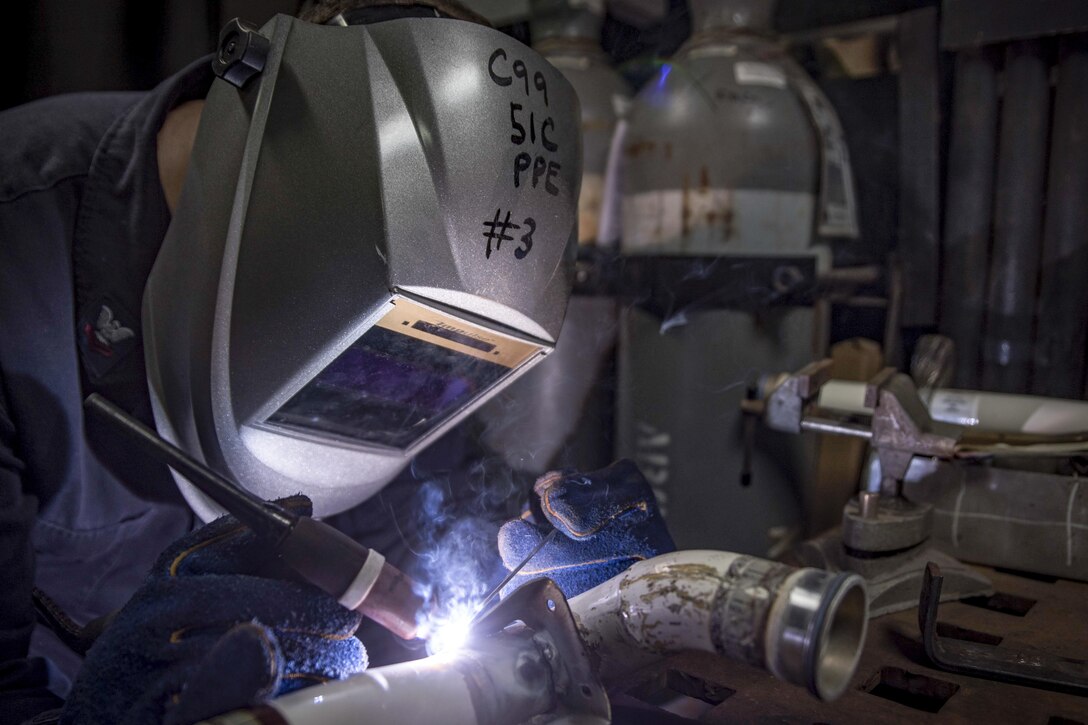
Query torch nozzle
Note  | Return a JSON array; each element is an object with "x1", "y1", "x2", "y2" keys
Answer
[
  {"x1": 356, "y1": 560, "x2": 428, "y2": 640},
  {"x1": 277, "y1": 516, "x2": 428, "y2": 640}
]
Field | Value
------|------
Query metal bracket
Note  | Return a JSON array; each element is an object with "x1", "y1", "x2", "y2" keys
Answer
[
  {"x1": 919, "y1": 562, "x2": 1088, "y2": 696},
  {"x1": 473, "y1": 578, "x2": 611, "y2": 722},
  {"x1": 571, "y1": 247, "x2": 818, "y2": 316}
]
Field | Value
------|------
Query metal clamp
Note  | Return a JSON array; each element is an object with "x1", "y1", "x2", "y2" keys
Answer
[{"x1": 473, "y1": 578, "x2": 611, "y2": 722}]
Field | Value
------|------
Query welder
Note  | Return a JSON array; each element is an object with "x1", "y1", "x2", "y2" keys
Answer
[{"x1": 0, "y1": 1, "x2": 674, "y2": 723}]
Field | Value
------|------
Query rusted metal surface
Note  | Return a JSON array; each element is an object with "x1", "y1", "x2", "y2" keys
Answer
[
  {"x1": 569, "y1": 551, "x2": 868, "y2": 701},
  {"x1": 765, "y1": 359, "x2": 834, "y2": 433},
  {"x1": 866, "y1": 371, "x2": 962, "y2": 482},
  {"x1": 620, "y1": 565, "x2": 1088, "y2": 722},
  {"x1": 919, "y1": 562, "x2": 1088, "y2": 695},
  {"x1": 713, "y1": 557, "x2": 793, "y2": 669}
]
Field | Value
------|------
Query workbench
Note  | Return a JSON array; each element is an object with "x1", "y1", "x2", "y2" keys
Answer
[{"x1": 615, "y1": 565, "x2": 1088, "y2": 723}]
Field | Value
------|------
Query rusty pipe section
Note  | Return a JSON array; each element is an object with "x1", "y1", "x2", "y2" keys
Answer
[{"x1": 568, "y1": 551, "x2": 868, "y2": 701}]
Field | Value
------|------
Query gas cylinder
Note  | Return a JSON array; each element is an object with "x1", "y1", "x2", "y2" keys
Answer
[
  {"x1": 477, "y1": 0, "x2": 629, "y2": 475},
  {"x1": 616, "y1": 0, "x2": 857, "y2": 554}
]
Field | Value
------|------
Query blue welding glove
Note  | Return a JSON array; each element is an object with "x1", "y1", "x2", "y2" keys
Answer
[
  {"x1": 497, "y1": 459, "x2": 675, "y2": 599},
  {"x1": 60, "y1": 495, "x2": 367, "y2": 725}
]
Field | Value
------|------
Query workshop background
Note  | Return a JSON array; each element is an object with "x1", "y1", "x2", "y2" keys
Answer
[{"x1": 5, "y1": 0, "x2": 1087, "y2": 722}]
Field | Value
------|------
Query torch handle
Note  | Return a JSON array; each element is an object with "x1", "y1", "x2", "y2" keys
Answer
[{"x1": 84, "y1": 393, "x2": 426, "y2": 639}]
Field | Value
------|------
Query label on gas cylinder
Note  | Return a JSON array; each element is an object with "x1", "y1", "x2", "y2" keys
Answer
[
  {"x1": 620, "y1": 187, "x2": 814, "y2": 254},
  {"x1": 734, "y1": 61, "x2": 787, "y2": 89}
]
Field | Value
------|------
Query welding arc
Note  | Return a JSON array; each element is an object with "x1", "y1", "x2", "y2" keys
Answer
[{"x1": 474, "y1": 528, "x2": 559, "y2": 619}]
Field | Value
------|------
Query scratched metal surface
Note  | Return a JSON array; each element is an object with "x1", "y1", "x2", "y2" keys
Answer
[{"x1": 619, "y1": 566, "x2": 1088, "y2": 723}]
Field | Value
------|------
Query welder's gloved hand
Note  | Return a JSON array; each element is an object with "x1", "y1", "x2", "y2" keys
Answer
[
  {"x1": 498, "y1": 459, "x2": 675, "y2": 599},
  {"x1": 61, "y1": 495, "x2": 367, "y2": 725}
]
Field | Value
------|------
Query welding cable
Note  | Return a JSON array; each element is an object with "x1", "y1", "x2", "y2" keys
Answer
[{"x1": 83, "y1": 394, "x2": 426, "y2": 639}]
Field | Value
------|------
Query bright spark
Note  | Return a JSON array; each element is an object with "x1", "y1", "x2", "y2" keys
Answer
[{"x1": 421, "y1": 602, "x2": 478, "y2": 656}]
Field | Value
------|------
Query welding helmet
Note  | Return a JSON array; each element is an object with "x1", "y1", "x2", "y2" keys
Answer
[{"x1": 143, "y1": 12, "x2": 582, "y2": 521}]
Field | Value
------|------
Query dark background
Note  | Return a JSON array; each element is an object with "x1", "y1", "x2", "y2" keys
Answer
[{"x1": 0, "y1": 1, "x2": 298, "y2": 111}]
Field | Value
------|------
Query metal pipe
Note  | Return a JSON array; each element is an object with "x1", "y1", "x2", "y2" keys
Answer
[
  {"x1": 203, "y1": 632, "x2": 562, "y2": 725},
  {"x1": 982, "y1": 41, "x2": 1050, "y2": 393},
  {"x1": 817, "y1": 379, "x2": 1088, "y2": 435},
  {"x1": 1033, "y1": 35, "x2": 1088, "y2": 399},
  {"x1": 568, "y1": 551, "x2": 868, "y2": 701},
  {"x1": 940, "y1": 48, "x2": 999, "y2": 389}
]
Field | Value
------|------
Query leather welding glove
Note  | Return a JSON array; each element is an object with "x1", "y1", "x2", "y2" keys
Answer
[
  {"x1": 497, "y1": 459, "x2": 675, "y2": 599},
  {"x1": 60, "y1": 495, "x2": 367, "y2": 725}
]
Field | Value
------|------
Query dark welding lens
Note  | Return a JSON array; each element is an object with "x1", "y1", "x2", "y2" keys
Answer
[{"x1": 266, "y1": 298, "x2": 545, "y2": 450}]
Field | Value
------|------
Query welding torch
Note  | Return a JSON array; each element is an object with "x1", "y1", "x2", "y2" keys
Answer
[{"x1": 84, "y1": 394, "x2": 427, "y2": 639}]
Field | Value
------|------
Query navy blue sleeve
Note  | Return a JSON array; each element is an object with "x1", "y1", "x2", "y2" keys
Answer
[
  {"x1": 0, "y1": 371, "x2": 36, "y2": 661},
  {"x1": 0, "y1": 370, "x2": 65, "y2": 720}
]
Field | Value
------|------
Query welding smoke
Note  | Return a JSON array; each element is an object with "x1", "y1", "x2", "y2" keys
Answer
[{"x1": 406, "y1": 455, "x2": 526, "y2": 652}]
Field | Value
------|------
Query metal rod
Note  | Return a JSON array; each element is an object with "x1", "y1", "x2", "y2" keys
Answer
[
  {"x1": 940, "y1": 48, "x2": 999, "y2": 389},
  {"x1": 800, "y1": 416, "x2": 874, "y2": 440},
  {"x1": 475, "y1": 528, "x2": 559, "y2": 618},
  {"x1": 920, "y1": 562, "x2": 1088, "y2": 695},
  {"x1": 897, "y1": 7, "x2": 941, "y2": 328},
  {"x1": 982, "y1": 41, "x2": 1050, "y2": 393},
  {"x1": 859, "y1": 491, "x2": 880, "y2": 519},
  {"x1": 83, "y1": 394, "x2": 294, "y2": 540}
]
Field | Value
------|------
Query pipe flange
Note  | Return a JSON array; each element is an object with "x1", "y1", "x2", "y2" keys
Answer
[{"x1": 712, "y1": 556, "x2": 792, "y2": 667}]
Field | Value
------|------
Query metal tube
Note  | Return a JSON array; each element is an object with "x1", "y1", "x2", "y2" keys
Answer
[
  {"x1": 568, "y1": 550, "x2": 868, "y2": 701},
  {"x1": 1033, "y1": 35, "x2": 1088, "y2": 398},
  {"x1": 818, "y1": 379, "x2": 1088, "y2": 435},
  {"x1": 982, "y1": 41, "x2": 1050, "y2": 393},
  {"x1": 205, "y1": 633, "x2": 559, "y2": 725},
  {"x1": 940, "y1": 49, "x2": 999, "y2": 389}
]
